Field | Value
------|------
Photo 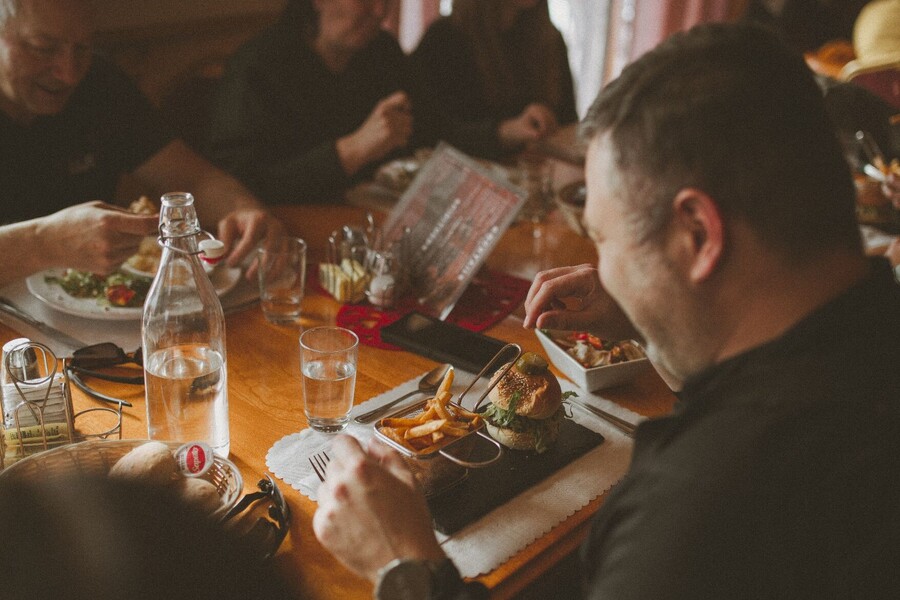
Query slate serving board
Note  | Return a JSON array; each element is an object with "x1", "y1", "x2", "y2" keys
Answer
[{"x1": 427, "y1": 417, "x2": 604, "y2": 535}]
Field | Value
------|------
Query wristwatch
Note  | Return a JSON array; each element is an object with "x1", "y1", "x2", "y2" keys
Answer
[{"x1": 374, "y1": 557, "x2": 460, "y2": 600}]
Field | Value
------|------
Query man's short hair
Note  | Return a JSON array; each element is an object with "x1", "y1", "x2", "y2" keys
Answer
[{"x1": 582, "y1": 23, "x2": 860, "y2": 260}]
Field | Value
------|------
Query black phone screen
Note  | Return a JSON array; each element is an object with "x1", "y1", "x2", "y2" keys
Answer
[{"x1": 380, "y1": 312, "x2": 508, "y2": 375}]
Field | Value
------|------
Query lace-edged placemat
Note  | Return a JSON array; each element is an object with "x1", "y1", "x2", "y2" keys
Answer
[{"x1": 266, "y1": 372, "x2": 640, "y2": 578}]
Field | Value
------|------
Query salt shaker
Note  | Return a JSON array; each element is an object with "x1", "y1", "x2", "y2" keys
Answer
[{"x1": 367, "y1": 251, "x2": 399, "y2": 308}]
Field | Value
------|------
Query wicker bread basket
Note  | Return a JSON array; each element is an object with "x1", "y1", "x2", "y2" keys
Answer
[{"x1": 0, "y1": 439, "x2": 243, "y2": 519}]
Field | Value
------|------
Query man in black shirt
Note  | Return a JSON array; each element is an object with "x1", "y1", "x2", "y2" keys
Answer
[
  {"x1": 0, "y1": 0, "x2": 283, "y2": 286},
  {"x1": 205, "y1": 0, "x2": 421, "y2": 205},
  {"x1": 312, "y1": 23, "x2": 900, "y2": 599}
]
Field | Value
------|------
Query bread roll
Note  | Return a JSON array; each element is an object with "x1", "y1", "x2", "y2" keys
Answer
[{"x1": 108, "y1": 441, "x2": 178, "y2": 487}]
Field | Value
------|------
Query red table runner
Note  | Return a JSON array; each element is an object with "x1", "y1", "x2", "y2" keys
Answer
[{"x1": 316, "y1": 269, "x2": 530, "y2": 349}]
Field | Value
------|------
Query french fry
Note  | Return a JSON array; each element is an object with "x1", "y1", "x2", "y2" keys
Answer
[
  {"x1": 450, "y1": 405, "x2": 479, "y2": 420},
  {"x1": 382, "y1": 416, "x2": 430, "y2": 428},
  {"x1": 436, "y1": 366, "x2": 454, "y2": 397},
  {"x1": 406, "y1": 419, "x2": 446, "y2": 439},
  {"x1": 416, "y1": 440, "x2": 447, "y2": 455},
  {"x1": 439, "y1": 424, "x2": 470, "y2": 437},
  {"x1": 381, "y1": 426, "x2": 416, "y2": 452},
  {"x1": 433, "y1": 393, "x2": 453, "y2": 421}
]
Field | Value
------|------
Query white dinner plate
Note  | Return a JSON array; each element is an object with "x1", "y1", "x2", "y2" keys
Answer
[
  {"x1": 26, "y1": 267, "x2": 241, "y2": 321},
  {"x1": 121, "y1": 259, "x2": 216, "y2": 278}
]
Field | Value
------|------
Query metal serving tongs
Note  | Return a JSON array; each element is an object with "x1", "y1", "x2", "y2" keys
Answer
[{"x1": 458, "y1": 343, "x2": 522, "y2": 412}]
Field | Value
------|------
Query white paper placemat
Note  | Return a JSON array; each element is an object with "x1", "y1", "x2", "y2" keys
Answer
[{"x1": 266, "y1": 371, "x2": 640, "y2": 577}]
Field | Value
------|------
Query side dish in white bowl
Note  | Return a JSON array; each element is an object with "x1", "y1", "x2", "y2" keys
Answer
[{"x1": 536, "y1": 329, "x2": 651, "y2": 392}]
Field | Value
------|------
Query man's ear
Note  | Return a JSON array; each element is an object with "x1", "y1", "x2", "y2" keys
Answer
[{"x1": 670, "y1": 188, "x2": 723, "y2": 283}]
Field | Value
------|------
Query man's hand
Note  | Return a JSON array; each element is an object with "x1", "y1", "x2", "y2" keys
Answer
[
  {"x1": 498, "y1": 103, "x2": 558, "y2": 149},
  {"x1": 523, "y1": 264, "x2": 640, "y2": 342},
  {"x1": 216, "y1": 208, "x2": 285, "y2": 277},
  {"x1": 312, "y1": 435, "x2": 446, "y2": 582},
  {"x1": 337, "y1": 91, "x2": 413, "y2": 176},
  {"x1": 36, "y1": 201, "x2": 158, "y2": 275}
]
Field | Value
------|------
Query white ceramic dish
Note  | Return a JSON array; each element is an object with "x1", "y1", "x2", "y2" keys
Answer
[
  {"x1": 27, "y1": 267, "x2": 241, "y2": 321},
  {"x1": 535, "y1": 329, "x2": 651, "y2": 392},
  {"x1": 121, "y1": 257, "x2": 218, "y2": 278}
]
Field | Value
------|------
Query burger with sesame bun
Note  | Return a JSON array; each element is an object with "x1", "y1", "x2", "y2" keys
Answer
[{"x1": 483, "y1": 352, "x2": 566, "y2": 453}]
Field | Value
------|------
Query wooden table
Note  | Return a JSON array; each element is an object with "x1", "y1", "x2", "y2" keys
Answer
[{"x1": 0, "y1": 204, "x2": 676, "y2": 599}]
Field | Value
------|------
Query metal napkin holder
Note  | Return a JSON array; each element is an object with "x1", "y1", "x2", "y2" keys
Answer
[{"x1": 0, "y1": 341, "x2": 122, "y2": 470}]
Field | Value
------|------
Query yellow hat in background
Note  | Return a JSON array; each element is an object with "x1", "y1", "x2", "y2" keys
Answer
[{"x1": 843, "y1": 0, "x2": 900, "y2": 75}]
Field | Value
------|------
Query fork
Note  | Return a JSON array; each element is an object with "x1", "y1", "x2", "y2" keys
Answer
[{"x1": 308, "y1": 451, "x2": 330, "y2": 482}]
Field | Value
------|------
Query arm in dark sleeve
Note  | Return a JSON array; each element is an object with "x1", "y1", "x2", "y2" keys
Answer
[{"x1": 204, "y1": 56, "x2": 349, "y2": 205}]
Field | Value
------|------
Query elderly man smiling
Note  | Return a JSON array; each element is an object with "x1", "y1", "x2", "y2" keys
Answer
[{"x1": 0, "y1": 0, "x2": 283, "y2": 286}]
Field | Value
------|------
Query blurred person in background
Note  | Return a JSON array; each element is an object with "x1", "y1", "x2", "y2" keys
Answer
[
  {"x1": 0, "y1": 0, "x2": 284, "y2": 287},
  {"x1": 205, "y1": 0, "x2": 429, "y2": 205},
  {"x1": 743, "y1": 0, "x2": 898, "y2": 159},
  {"x1": 410, "y1": 0, "x2": 577, "y2": 159},
  {"x1": 0, "y1": 475, "x2": 298, "y2": 600},
  {"x1": 312, "y1": 23, "x2": 900, "y2": 599}
]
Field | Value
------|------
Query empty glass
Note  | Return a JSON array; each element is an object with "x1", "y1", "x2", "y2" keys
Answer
[{"x1": 258, "y1": 237, "x2": 307, "y2": 325}]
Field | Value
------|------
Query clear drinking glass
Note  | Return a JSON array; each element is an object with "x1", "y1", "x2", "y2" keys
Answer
[
  {"x1": 299, "y1": 327, "x2": 358, "y2": 433},
  {"x1": 258, "y1": 237, "x2": 307, "y2": 325},
  {"x1": 513, "y1": 155, "x2": 555, "y2": 232}
]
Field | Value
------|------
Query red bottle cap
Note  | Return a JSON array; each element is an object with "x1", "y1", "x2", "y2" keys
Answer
[{"x1": 175, "y1": 442, "x2": 215, "y2": 477}]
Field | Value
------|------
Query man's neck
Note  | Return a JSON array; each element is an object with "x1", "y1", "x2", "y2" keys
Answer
[{"x1": 713, "y1": 243, "x2": 870, "y2": 366}]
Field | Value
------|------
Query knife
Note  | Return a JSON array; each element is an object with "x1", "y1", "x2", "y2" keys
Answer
[
  {"x1": 565, "y1": 396, "x2": 637, "y2": 437},
  {"x1": 0, "y1": 296, "x2": 87, "y2": 350}
]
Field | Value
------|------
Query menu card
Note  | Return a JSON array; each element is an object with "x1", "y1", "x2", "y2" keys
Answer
[{"x1": 377, "y1": 143, "x2": 526, "y2": 319}]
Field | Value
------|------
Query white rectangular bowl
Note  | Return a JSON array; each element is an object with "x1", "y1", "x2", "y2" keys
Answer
[{"x1": 535, "y1": 329, "x2": 651, "y2": 392}]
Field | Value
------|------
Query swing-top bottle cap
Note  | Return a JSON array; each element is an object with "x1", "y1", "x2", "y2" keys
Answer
[{"x1": 199, "y1": 239, "x2": 226, "y2": 263}]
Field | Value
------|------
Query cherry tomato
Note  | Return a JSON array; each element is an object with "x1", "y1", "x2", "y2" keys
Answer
[{"x1": 106, "y1": 284, "x2": 136, "y2": 307}]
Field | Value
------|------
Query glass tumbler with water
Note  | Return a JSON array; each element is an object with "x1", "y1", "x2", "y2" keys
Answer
[
  {"x1": 258, "y1": 237, "x2": 307, "y2": 324},
  {"x1": 299, "y1": 327, "x2": 358, "y2": 433},
  {"x1": 142, "y1": 192, "x2": 229, "y2": 457}
]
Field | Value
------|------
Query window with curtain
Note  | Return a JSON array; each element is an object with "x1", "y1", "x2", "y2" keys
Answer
[{"x1": 398, "y1": 0, "x2": 744, "y2": 119}]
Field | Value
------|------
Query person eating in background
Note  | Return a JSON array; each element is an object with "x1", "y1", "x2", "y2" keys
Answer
[
  {"x1": 0, "y1": 0, "x2": 284, "y2": 288},
  {"x1": 312, "y1": 23, "x2": 899, "y2": 599},
  {"x1": 205, "y1": 0, "x2": 424, "y2": 205},
  {"x1": 410, "y1": 0, "x2": 577, "y2": 159}
]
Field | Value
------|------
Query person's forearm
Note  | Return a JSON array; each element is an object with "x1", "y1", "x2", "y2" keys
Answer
[
  {"x1": 188, "y1": 167, "x2": 262, "y2": 226},
  {"x1": 133, "y1": 140, "x2": 264, "y2": 228},
  {"x1": 0, "y1": 220, "x2": 52, "y2": 287}
]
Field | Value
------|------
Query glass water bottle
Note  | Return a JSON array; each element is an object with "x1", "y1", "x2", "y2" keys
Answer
[{"x1": 142, "y1": 192, "x2": 229, "y2": 457}]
